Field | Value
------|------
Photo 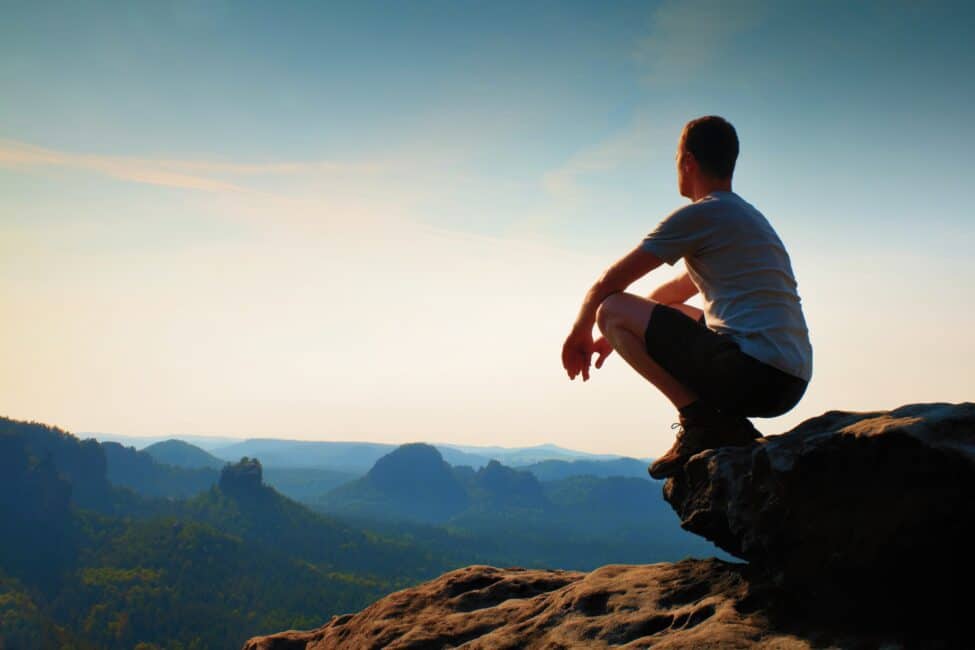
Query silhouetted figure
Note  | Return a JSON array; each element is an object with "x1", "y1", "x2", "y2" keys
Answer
[{"x1": 561, "y1": 116, "x2": 812, "y2": 478}]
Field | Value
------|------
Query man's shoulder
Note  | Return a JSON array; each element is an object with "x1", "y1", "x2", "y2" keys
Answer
[
  {"x1": 697, "y1": 191, "x2": 771, "y2": 226},
  {"x1": 658, "y1": 195, "x2": 735, "y2": 232},
  {"x1": 663, "y1": 197, "x2": 719, "y2": 224}
]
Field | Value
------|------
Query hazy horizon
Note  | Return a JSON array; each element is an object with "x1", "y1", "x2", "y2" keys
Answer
[
  {"x1": 78, "y1": 429, "x2": 643, "y2": 459},
  {"x1": 3, "y1": 1, "x2": 973, "y2": 458}
]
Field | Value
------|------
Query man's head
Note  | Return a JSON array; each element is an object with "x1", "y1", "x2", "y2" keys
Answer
[{"x1": 676, "y1": 116, "x2": 739, "y2": 199}]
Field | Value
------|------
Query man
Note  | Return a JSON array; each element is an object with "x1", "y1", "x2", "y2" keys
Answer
[{"x1": 561, "y1": 116, "x2": 812, "y2": 479}]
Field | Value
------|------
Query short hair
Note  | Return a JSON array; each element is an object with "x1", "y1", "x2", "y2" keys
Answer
[{"x1": 681, "y1": 116, "x2": 739, "y2": 179}]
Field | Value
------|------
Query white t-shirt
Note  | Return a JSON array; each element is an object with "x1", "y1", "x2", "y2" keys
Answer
[{"x1": 640, "y1": 191, "x2": 813, "y2": 382}]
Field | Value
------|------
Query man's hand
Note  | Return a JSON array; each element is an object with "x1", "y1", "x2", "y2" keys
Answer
[
  {"x1": 562, "y1": 244, "x2": 663, "y2": 382},
  {"x1": 562, "y1": 330, "x2": 614, "y2": 381},
  {"x1": 592, "y1": 336, "x2": 613, "y2": 370},
  {"x1": 562, "y1": 327, "x2": 595, "y2": 381}
]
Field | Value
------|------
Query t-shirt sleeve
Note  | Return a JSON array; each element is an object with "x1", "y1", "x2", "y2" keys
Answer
[{"x1": 639, "y1": 203, "x2": 709, "y2": 266}]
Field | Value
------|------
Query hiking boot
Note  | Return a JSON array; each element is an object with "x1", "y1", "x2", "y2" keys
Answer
[
  {"x1": 648, "y1": 419, "x2": 710, "y2": 479},
  {"x1": 648, "y1": 414, "x2": 762, "y2": 479}
]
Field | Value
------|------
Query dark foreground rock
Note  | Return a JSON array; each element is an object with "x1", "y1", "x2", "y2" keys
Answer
[
  {"x1": 665, "y1": 402, "x2": 975, "y2": 590},
  {"x1": 245, "y1": 403, "x2": 973, "y2": 649},
  {"x1": 245, "y1": 559, "x2": 854, "y2": 649}
]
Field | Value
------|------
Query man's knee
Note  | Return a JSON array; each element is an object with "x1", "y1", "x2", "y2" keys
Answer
[
  {"x1": 595, "y1": 295, "x2": 617, "y2": 336},
  {"x1": 596, "y1": 293, "x2": 655, "y2": 337},
  {"x1": 595, "y1": 293, "x2": 625, "y2": 336}
]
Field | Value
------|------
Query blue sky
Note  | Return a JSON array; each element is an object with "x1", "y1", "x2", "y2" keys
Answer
[{"x1": 2, "y1": 1, "x2": 973, "y2": 456}]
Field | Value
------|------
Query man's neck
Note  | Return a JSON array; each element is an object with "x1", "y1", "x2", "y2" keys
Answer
[{"x1": 690, "y1": 177, "x2": 733, "y2": 201}]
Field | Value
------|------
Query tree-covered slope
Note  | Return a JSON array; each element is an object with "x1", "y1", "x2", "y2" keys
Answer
[
  {"x1": 53, "y1": 514, "x2": 394, "y2": 649},
  {"x1": 522, "y1": 457, "x2": 652, "y2": 481},
  {"x1": 321, "y1": 443, "x2": 470, "y2": 523},
  {"x1": 317, "y1": 444, "x2": 723, "y2": 570},
  {"x1": 0, "y1": 417, "x2": 477, "y2": 649},
  {"x1": 102, "y1": 441, "x2": 218, "y2": 499}
]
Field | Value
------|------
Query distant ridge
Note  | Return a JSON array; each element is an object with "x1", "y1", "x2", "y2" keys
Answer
[
  {"x1": 81, "y1": 434, "x2": 647, "y2": 469},
  {"x1": 210, "y1": 440, "x2": 398, "y2": 472},
  {"x1": 80, "y1": 432, "x2": 243, "y2": 451},
  {"x1": 436, "y1": 442, "x2": 632, "y2": 464},
  {"x1": 143, "y1": 439, "x2": 225, "y2": 469},
  {"x1": 521, "y1": 457, "x2": 651, "y2": 482},
  {"x1": 209, "y1": 439, "x2": 645, "y2": 472}
]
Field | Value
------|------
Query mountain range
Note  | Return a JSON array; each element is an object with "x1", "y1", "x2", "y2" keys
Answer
[
  {"x1": 0, "y1": 416, "x2": 477, "y2": 648},
  {"x1": 93, "y1": 436, "x2": 655, "y2": 505},
  {"x1": 86, "y1": 432, "x2": 651, "y2": 471},
  {"x1": 3, "y1": 414, "x2": 714, "y2": 648}
]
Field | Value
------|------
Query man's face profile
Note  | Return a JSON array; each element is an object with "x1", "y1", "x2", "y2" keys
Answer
[{"x1": 676, "y1": 136, "x2": 692, "y2": 199}]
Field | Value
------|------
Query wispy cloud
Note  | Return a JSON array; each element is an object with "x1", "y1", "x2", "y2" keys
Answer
[
  {"x1": 0, "y1": 140, "x2": 241, "y2": 193},
  {"x1": 541, "y1": 114, "x2": 664, "y2": 203},
  {"x1": 635, "y1": 0, "x2": 767, "y2": 82},
  {"x1": 540, "y1": 1, "x2": 767, "y2": 207},
  {"x1": 0, "y1": 140, "x2": 381, "y2": 194}
]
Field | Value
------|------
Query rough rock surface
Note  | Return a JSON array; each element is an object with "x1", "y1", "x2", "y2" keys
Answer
[
  {"x1": 664, "y1": 402, "x2": 975, "y2": 588},
  {"x1": 243, "y1": 559, "x2": 851, "y2": 649},
  {"x1": 245, "y1": 403, "x2": 973, "y2": 649}
]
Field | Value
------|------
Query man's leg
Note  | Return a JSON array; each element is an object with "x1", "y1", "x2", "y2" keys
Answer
[
  {"x1": 596, "y1": 292, "x2": 758, "y2": 479},
  {"x1": 669, "y1": 302, "x2": 704, "y2": 322},
  {"x1": 594, "y1": 292, "x2": 697, "y2": 409}
]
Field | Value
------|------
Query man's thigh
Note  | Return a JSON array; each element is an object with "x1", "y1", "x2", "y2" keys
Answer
[
  {"x1": 644, "y1": 304, "x2": 743, "y2": 409},
  {"x1": 644, "y1": 305, "x2": 806, "y2": 417},
  {"x1": 644, "y1": 304, "x2": 732, "y2": 378}
]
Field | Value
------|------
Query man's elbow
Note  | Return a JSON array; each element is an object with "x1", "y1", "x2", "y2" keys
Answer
[
  {"x1": 594, "y1": 248, "x2": 663, "y2": 297},
  {"x1": 592, "y1": 272, "x2": 628, "y2": 300}
]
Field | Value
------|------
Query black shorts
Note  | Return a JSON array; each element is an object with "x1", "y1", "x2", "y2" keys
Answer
[{"x1": 644, "y1": 305, "x2": 808, "y2": 418}]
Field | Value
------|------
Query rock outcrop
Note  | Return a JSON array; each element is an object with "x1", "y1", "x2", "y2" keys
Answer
[
  {"x1": 245, "y1": 403, "x2": 974, "y2": 649},
  {"x1": 665, "y1": 402, "x2": 975, "y2": 589},
  {"x1": 244, "y1": 560, "x2": 840, "y2": 649},
  {"x1": 219, "y1": 457, "x2": 264, "y2": 496}
]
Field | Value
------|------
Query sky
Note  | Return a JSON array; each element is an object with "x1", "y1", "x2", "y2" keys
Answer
[{"x1": 2, "y1": 1, "x2": 973, "y2": 457}]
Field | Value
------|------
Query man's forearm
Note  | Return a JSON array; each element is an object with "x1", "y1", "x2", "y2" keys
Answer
[
  {"x1": 648, "y1": 272, "x2": 697, "y2": 305},
  {"x1": 647, "y1": 284, "x2": 681, "y2": 304},
  {"x1": 573, "y1": 280, "x2": 618, "y2": 331},
  {"x1": 573, "y1": 277, "x2": 626, "y2": 331},
  {"x1": 569, "y1": 245, "x2": 665, "y2": 333}
]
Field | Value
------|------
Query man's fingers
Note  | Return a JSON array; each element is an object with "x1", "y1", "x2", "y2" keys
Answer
[
  {"x1": 561, "y1": 345, "x2": 575, "y2": 378},
  {"x1": 563, "y1": 343, "x2": 597, "y2": 382},
  {"x1": 595, "y1": 349, "x2": 609, "y2": 369},
  {"x1": 565, "y1": 357, "x2": 577, "y2": 380}
]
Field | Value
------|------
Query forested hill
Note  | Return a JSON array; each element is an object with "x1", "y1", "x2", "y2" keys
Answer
[
  {"x1": 0, "y1": 416, "x2": 475, "y2": 649},
  {"x1": 317, "y1": 443, "x2": 721, "y2": 570},
  {"x1": 142, "y1": 438, "x2": 225, "y2": 469},
  {"x1": 102, "y1": 441, "x2": 218, "y2": 498}
]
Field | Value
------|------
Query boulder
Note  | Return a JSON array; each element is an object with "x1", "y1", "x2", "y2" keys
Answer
[{"x1": 663, "y1": 402, "x2": 975, "y2": 591}]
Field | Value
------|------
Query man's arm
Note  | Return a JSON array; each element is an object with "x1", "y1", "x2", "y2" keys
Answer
[
  {"x1": 562, "y1": 245, "x2": 664, "y2": 380},
  {"x1": 648, "y1": 271, "x2": 698, "y2": 305},
  {"x1": 572, "y1": 245, "x2": 665, "y2": 332}
]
